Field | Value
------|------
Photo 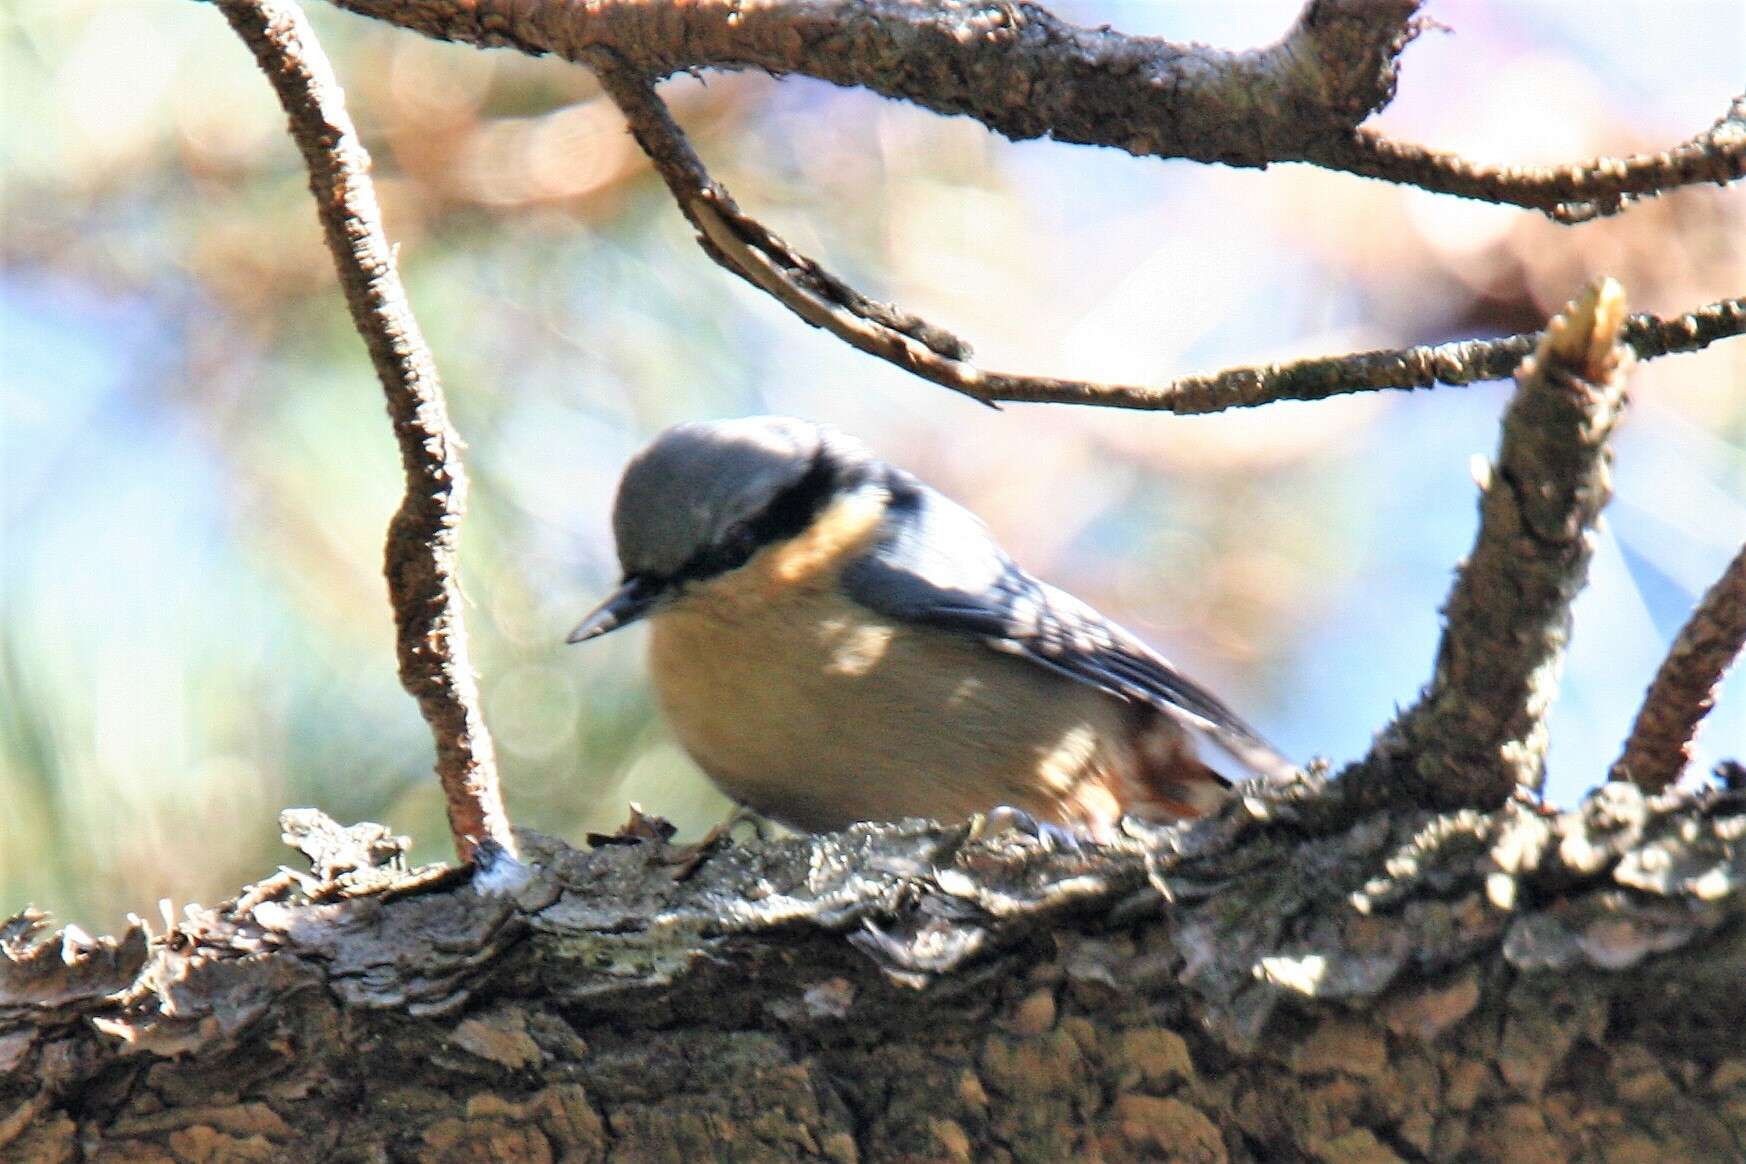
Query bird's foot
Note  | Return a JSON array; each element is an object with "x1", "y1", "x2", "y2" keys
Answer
[
  {"x1": 722, "y1": 802, "x2": 776, "y2": 843},
  {"x1": 975, "y1": 805, "x2": 1085, "y2": 854},
  {"x1": 470, "y1": 837, "x2": 534, "y2": 896},
  {"x1": 662, "y1": 804, "x2": 775, "y2": 880}
]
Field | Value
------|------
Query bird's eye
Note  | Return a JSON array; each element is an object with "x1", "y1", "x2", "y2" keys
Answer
[
  {"x1": 725, "y1": 522, "x2": 759, "y2": 560},
  {"x1": 698, "y1": 521, "x2": 757, "y2": 575}
]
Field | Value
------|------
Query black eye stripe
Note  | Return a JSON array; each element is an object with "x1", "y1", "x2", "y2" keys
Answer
[
  {"x1": 665, "y1": 450, "x2": 843, "y2": 585},
  {"x1": 745, "y1": 451, "x2": 839, "y2": 544}
]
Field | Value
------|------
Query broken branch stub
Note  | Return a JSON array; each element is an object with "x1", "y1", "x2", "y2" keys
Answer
[{"x1": 1350, "y1": 279, "x2": 1634, "y2": 809}]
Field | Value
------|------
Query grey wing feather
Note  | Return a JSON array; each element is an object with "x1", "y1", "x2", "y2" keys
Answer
[{"x1": 844, "y1": 474, "x2": 1292, "y2": 777}]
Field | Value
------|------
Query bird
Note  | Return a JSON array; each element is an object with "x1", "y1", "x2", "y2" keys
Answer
[{"x1": 568, "y1": 416, "x2": 1293, "y2": 841}]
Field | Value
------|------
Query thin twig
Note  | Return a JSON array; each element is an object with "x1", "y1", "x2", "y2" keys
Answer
[
  {"x1": 326, "y1": 0, "x2": 1744, "y2": 219},
  {"x1": 216, "y1": 0, "x2": 514, "y2": 861},
  {"x1": 1320, "y1": 93, "x2": 1746, "y2": 223},
  {"x1": 1611, "y1": 542, "x2": 1746, "y2": 793},
  {"x1": 591, "y1": 52, "x2": 1746, "y2": 414},
  {"x1": 587, "y1": 53, "x2": 990, "y2": 401},
  {"x1": 975, "y1": 299, "x2": 1744, "y2": 412},
  {"x1": 583, "y1": 72, "x2": 1746, "y2": 419},
  {"x1": 1346, "y1": 278, "x2": 1634, "y2": 810}
]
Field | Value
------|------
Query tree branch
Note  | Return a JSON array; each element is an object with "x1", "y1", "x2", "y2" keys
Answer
[
  {"x1": 1318, "y1": 92, "x2": 1746, "y2": 223},
  {"x1": 973, "y1": 296, "x2": 1744, "y2": 412},
  {"x1": 323, "y1": 0, "x2": 1743, "y2": 219},
  {"x1": 585, "y1": 51, "x2": 993, "y2": 406},
  {"x1": 591, "y1": 50, "x2": 1746, "y2": 414},
  {"x1": 5, "y1": 793, "x2": 1746, "y2": 1159},
  {"x1": 217, "y1": 0, "x2": 513, "y2": 861},
  {"x1": 1612, "y1": 541, "x2": 1746, "y2": 793},
  {"x1": 1346, "y1": 279, "x2": 1633, "y2": 809},
  {"x1": 329, "y1": 0, "x2": 1422, "y2": 164},
  {"x1": 320, "y1": 0, "x2": 1745, "y2": 417}
]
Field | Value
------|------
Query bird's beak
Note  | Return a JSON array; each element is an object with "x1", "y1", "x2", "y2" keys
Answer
[{"x1": 567, "y1": 576, "x2": 662, "y2": 644}]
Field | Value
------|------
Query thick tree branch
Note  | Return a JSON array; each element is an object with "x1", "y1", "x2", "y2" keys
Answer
[
  {"x1": 324, "y1": 0, "x2": 1743, "y2": 220},
  {"x1": 1612, "y1": 541, "x2": 1746, "y2": 793},
  {"x1": 217, "y1": 0, "x2": 513, "y2": 861},
  {"x1": 331, "y1": 0, "x2": 1422, "y2": 166},
  {"x1": 1347, "y1": 279, "x2": 1633, "y2": 810},
  {"x1": 5, "y1": 791, "x2": 1745, "y2": 1160}
]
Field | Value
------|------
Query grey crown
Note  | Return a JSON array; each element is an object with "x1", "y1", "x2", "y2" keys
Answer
[{"x1": 611, "y1": 416, "x2": 833, "y2": 579}]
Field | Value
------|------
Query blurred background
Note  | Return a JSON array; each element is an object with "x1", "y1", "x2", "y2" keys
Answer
[{"x1": 3, "y1": 1, "x2": 1742, "y2": 929}]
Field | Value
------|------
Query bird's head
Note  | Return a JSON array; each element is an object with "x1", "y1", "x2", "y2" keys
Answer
[{"x1": 568, "y1": 416, "x2": 871, "y2": 643}]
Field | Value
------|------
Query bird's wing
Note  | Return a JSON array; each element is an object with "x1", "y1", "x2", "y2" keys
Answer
[{"x1": 843, "y1": 476, "x2": 1293, "y2": 779}]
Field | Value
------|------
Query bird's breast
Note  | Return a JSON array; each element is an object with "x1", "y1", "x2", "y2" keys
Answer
[{"x1": 645, "y1": 573, "x2": 1149, "y2": 833}]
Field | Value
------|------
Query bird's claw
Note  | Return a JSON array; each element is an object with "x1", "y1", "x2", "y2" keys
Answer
[
  {"x1": 662, "y1": 804, "x2": 776, "y2": 881},
  {"x1": 978, "y1": 805, "x2": 1085, "y2": 853}
]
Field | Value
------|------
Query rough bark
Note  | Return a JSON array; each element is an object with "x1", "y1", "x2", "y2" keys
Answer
[
  {"x1": 5, "y1": 784, "x2": 1744, "y2": 1163},
  {"x1": 325, "y1": 0, "x2": 1422, "y2": 169}
]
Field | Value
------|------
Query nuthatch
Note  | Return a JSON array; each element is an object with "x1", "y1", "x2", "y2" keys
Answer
[{"x1": 570, "y1": 417, "x2": 1293, "y2": 838}]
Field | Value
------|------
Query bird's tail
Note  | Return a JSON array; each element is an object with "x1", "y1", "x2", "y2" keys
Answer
[{"x1": 1125, "y1": 712, "x2": 1299, "y2": 822}]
